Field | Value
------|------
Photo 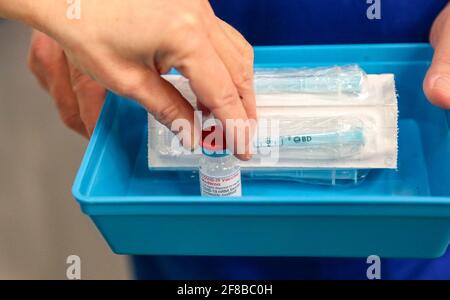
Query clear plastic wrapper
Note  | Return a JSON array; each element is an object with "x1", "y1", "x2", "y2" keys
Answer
[
  {"x1": 254, "y1": 116, "x2": 366, "y2": 160},
  {"x1": 149, "y1": 105, "x2": 395, "y2": 169},
  {"x1": 242, "y1": 169, "x2": 370, "y2": 186},
  {"x1": 179, "y1": 169, "x2": 370, "y2": 187},
  {"x1": 149, "y1": 65, "x2": 398, "y2": 174},
  {"x1": 254, "y1": 64, "x2": 368, "y2": 97}
]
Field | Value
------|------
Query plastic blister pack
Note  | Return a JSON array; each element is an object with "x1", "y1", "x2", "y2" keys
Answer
[{"x1": 148, "y1": 65, "x2": 398, "y2": 185}]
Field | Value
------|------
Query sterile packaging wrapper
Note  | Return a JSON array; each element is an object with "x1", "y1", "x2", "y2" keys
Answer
[
  {"x1": 148, "y1": 65, "x2": 398, "y2": 171},
  {"x1": 254, "y1": 64, "x2": 368, "y2": 96}
]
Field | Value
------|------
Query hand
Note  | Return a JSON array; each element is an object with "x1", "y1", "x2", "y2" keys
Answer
[
  {"x1": 28, "y1": 30, "x2": 106, "y2": 138},
  {"x1": 424, "y1": 4, "x2": 450, "y2": 109},
  {"x1": 30, "y1": 0, "x2": 256, "y2": 159}
]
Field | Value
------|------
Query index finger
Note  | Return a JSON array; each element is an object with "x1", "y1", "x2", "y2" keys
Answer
[{"x1": 176, "y1": 39, "x2": 252, "y2": 160}]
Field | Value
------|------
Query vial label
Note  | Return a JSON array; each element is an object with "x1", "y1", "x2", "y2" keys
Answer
[{"x1": 200, "y1": 168, "x2": 242, "y2": 197}]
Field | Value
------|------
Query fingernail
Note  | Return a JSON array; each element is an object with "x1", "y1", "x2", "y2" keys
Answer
[{"x1": 238, "y1": 153, "x2": 252, "y2": 161}]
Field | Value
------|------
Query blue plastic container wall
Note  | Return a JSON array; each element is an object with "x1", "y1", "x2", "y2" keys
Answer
[{"x1": 72, "y1": 44, "x2": 450, "y2": 258}]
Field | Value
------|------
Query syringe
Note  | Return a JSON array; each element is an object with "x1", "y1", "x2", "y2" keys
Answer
[{"x1": 254, "y1": 65, "x2": 367, "y2": 96}]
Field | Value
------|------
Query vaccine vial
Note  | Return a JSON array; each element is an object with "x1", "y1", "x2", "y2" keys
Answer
[{"x1": 199, "y1": 146, "x2": 242, "y2": 197}]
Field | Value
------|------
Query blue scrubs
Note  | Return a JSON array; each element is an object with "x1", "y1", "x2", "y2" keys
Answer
[{"x1": 133, "y1": 0, "x2": 450, "y2": 280}]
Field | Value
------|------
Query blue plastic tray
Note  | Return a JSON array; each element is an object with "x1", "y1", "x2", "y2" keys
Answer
[{"x1": 73, "y1": 44, "x2": 450, "y2": 258}]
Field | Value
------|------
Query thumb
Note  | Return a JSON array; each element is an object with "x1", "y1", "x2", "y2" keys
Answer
[{"x1": 424, "y1": 5, "x2": 450, "y2": 109}]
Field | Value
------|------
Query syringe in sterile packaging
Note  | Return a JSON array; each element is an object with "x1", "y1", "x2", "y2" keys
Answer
[
  {"x1": 255, "y1": 127, "x2": 364, "y2": 148},
  {"x1": 254, "y1": 65, "x2": 368, "y2": 96},
  {"x1": 254, "y1": 126, "x2": 365, "y2": 160},
  {"x1": 242, "y1": 169, "x2": 370, "y2": 186}
]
